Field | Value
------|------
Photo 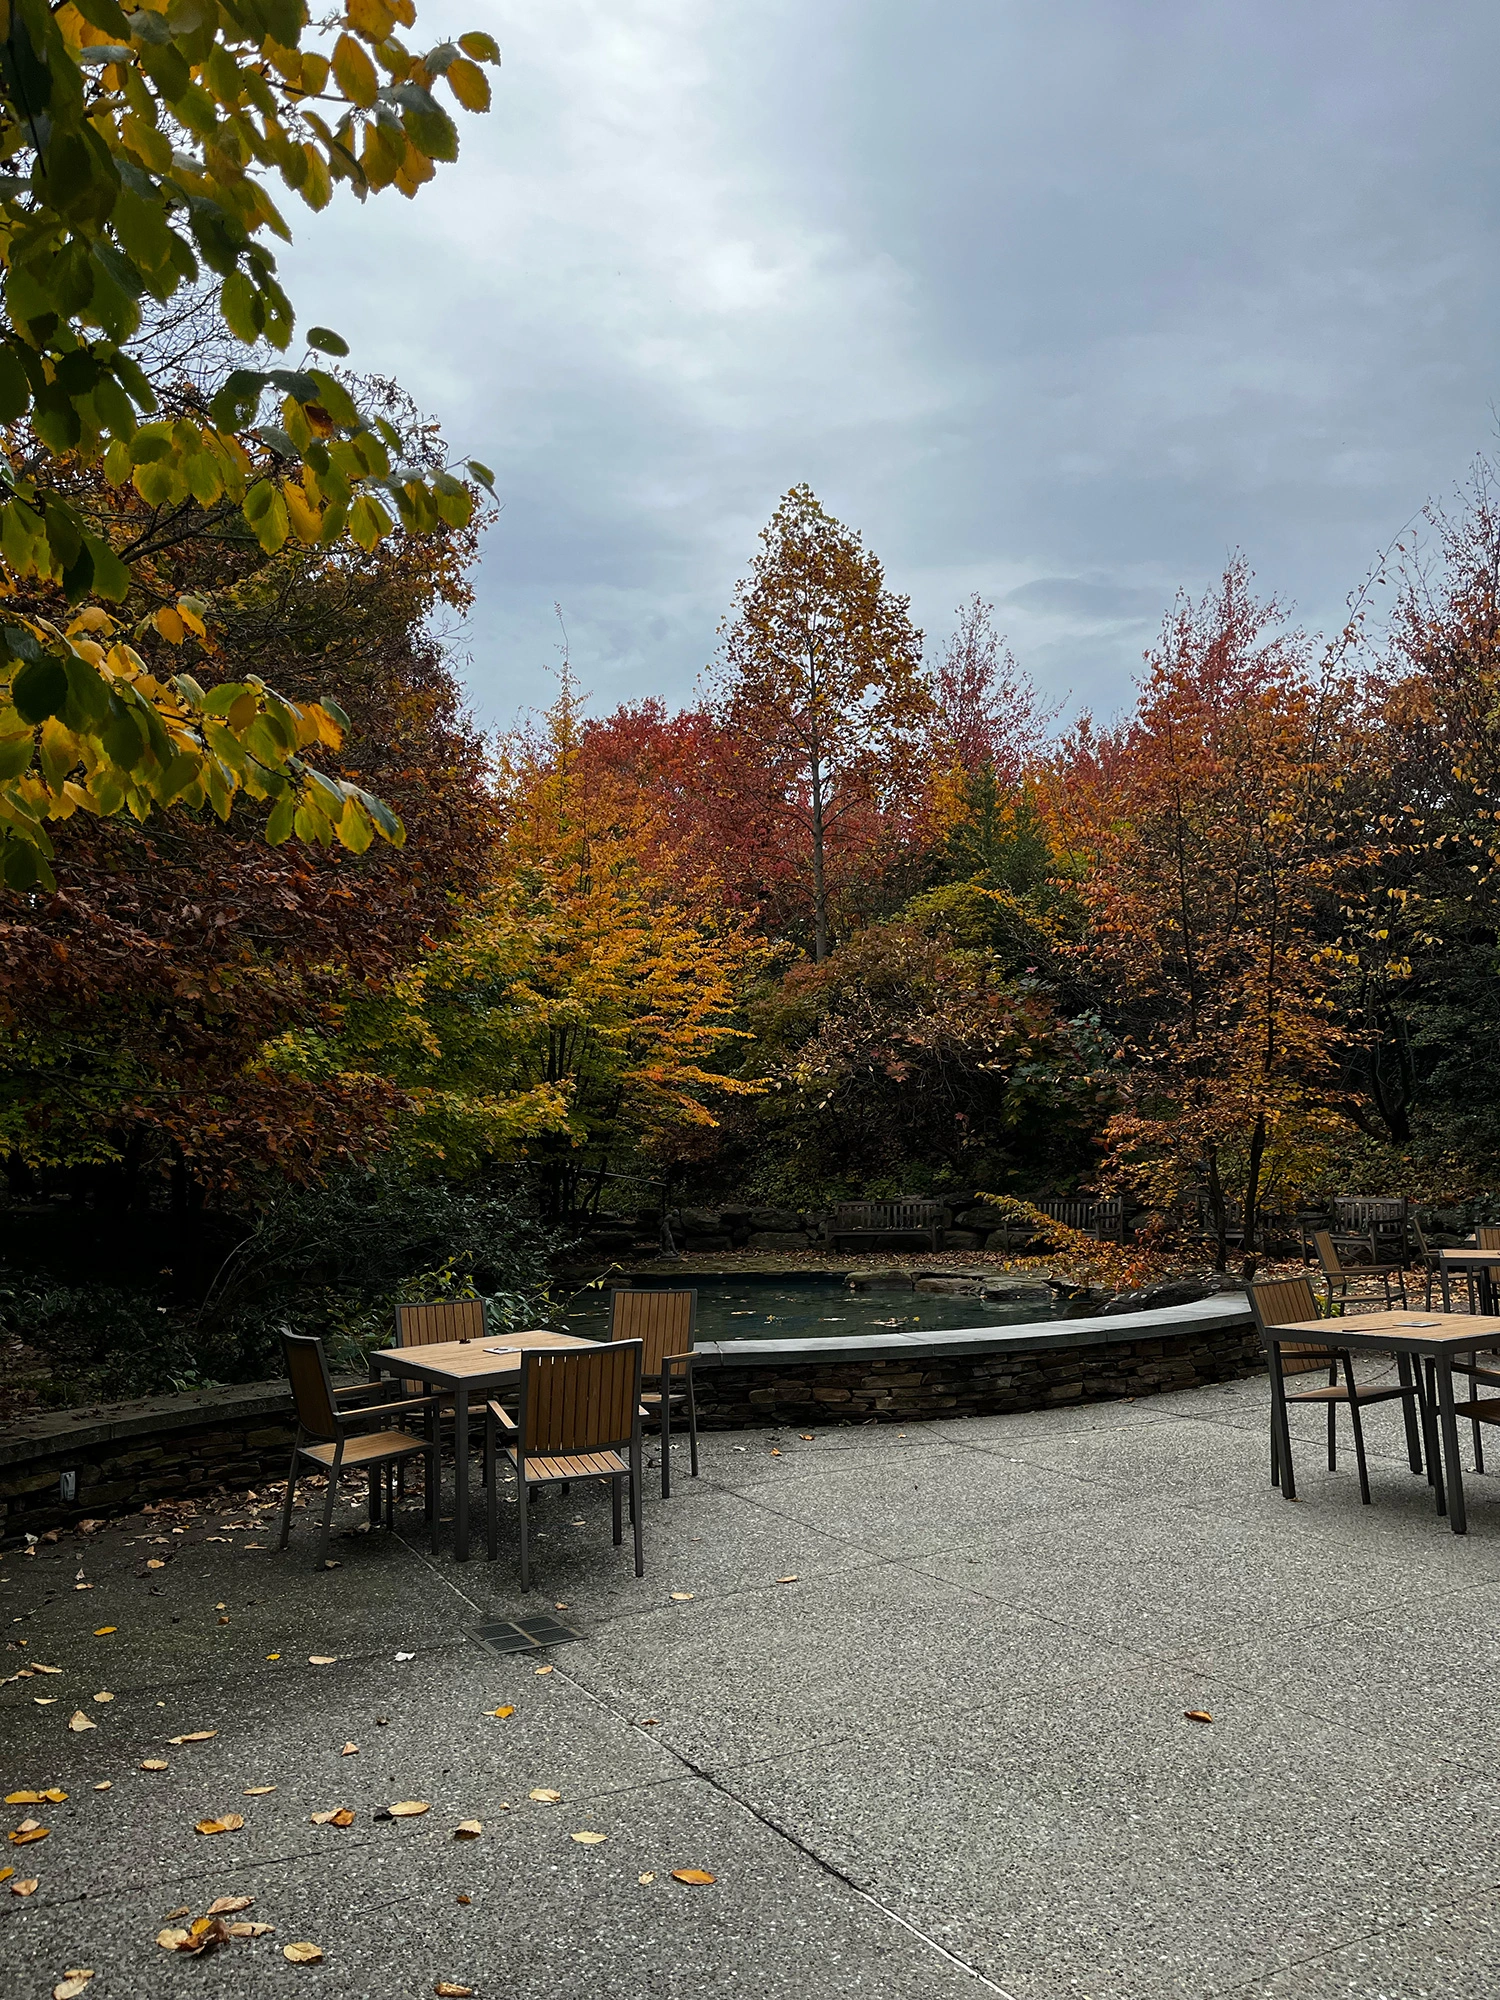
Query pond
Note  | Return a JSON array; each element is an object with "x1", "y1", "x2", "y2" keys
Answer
[{"x1": 558, "y1": 1274, "x2": 1070, "y2": 1343}]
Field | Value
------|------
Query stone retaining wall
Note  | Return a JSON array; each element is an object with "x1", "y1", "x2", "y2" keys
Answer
[{"x1": 0, "y1": 1298, "x2": 1262, "y2": 1542}]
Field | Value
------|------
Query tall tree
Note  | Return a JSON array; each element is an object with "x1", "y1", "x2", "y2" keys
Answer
[
  {"x1": 708, "y1": 485, "x2": 929, "y2": 959},
  {"x1": 1052, "y1": 560, "x2": 1351, "y2": 1267}
]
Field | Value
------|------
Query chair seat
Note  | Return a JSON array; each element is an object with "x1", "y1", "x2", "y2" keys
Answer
[
  {"x1": 1451, "y1": 1398, "x2": 1500, "y2": 1426},
  {"x1": 1287, "y1": 1383, "x2": 1412, "y2": 1406},
  {"x1": 300, "y1": 1430, "x2": 431, "y2": 1469},
  {"x1": 503, "y1": 1447, "x2": 628, "y2": 1482},
  {"x1": 640, "y1": 1389, "x2": 688, "y2": 1407}
]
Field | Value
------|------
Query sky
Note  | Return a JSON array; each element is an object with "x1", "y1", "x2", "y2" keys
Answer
[{"x1": 277, "y1": 1, "x2": 1500, "y2": 735}]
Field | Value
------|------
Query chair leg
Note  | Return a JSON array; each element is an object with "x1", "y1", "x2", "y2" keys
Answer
[
  {"x1": 1471, "y1": 1352, "x2": 1485, "y2": 1473},
  {"x1": 1327, "y1": 1397, "x2": 1337, "y2": 1472},
  {"x1": 315, "y1": 1468, "x2": 340, "y2": 1566},
  {"x1": 686, "y1": 1372, "x2": 699, "y2": 1479},
  {"x1": 630, "y1": 1439, "x2": 644, "y2": 1577},
  {"x1": 1422, "y1": 1358, "x2": 1446, "y2": 1515},
  {"x1": 278, "y1": 1441, "x2": 302, "y2": 1550},
  {"x1": 517, "y1": 1461, "x2": 530, "y2": 1590},
  {"x1": 660, "y1": 1389, "x2": 672, "y2": 1500},
  {"x1": 1342, "y1": 1357, "x2": 1373, "y2": 1505},
  {"x1": 612, "y1": 1472, "x2": 623, "y2": 1547},
  {"x1": 368, "y1": 1467, "x2": 381, "y2": 1526},
  {"x1": 485, "y1": 1416, "x2": 497, "y2": 1562},
  {"x1": 1397, "y1": 1355, "x2": 1422, "y2": 1473}
]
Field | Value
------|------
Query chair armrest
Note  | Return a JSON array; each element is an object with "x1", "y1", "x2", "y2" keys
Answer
[
  {"x1": 486, "y1": 1402, "x2": 518, "y2": 1432},
  {"x1": 335, "y1": 1383, "x2": 390, "y2": 1404},
  {"x1": 663, "y1": 1351, "x2": 696, "y2": 1373},
  {"x1": 338, "y1": 1394, "x2": 439, "y2": 1429}
]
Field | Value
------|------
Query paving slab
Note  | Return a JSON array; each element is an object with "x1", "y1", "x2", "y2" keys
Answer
[{"x1": 1242, "y1": 1891, "x2": 1500, "y2": 1999}]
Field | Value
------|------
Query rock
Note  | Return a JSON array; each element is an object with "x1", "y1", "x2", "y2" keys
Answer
[
  {"x1": 981, "y1": 1282, "x2": 1052, "y2": 1304},
  {"x1": 942, "y1": 1228, "x2": 983, "y2": 1250},
  {"x1": 682, "y1": 1234, "x2": 734, "y2": 1253},
  {"x1": 674, "y1": 1207, "x2": 723, "y2": 1236},
  {"x1": 846, "y1": 1271, "x2": 913, "y2": 1292},
  {"x1": 748, "y1": 1209, "x2": 802, "y2": 1233},
  {"x1": 745, "y1": 1231, "x2": 808, "y2": 1251},
  {"x1": 914, "y1": 1276, "x2": 984, "y2": 1295},
  {"x1": 1099, "y1": 1277, "x2": 1215, "y2": 1317}
]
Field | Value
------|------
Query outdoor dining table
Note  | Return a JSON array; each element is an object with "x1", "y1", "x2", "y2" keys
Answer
[
  {"x1": 368, "y1": 1329, "x2": 599, "y2": 1561},
  {"x1": 1436, "y1": 1247, "x2": 1500, "y2": 1316},
  {"x1": 1266, "y1": 1308, "x2": 1500, "y2": 1534}
]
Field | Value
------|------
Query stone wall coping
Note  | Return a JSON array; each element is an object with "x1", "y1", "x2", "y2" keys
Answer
[
  {"x1": 0, "y1": 1295, "x2": 1253, "y2": 1472},
  {"x1": 693, "y1": 1293, "x2": 1253, "y2": 1367}
]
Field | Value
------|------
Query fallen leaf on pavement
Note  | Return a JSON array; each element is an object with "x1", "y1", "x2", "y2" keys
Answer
[
  {"x1": 92, "y1": 1692, "x2": 113, "y2": 1704},
  {"x1": 164, "y1": 1906, "x2": 191, "y2": 1921},
  {"x1": 227, "y1": 1921, "x2": 275, "y2": 1938},
  {"x1": 168, "y1": 1731, "x2": 217, "y2": 1744},
  {"x1": 194, "y1": 1814, "x2": 245, "y2": 1836},
  {"x1": 453, "y1": 1820, "x2": 483, "y2": 1839},
  {"x1": 11, "y1": 1878, "x2": 38, "y2": 1896},
  {"x1": 671, "y1": 1868, "x2": 717, "y2": 1885},
  {"x1": 139, "y1": 1760, "x2": 168, "y2": 1772},
  {"x1": 283, "y1": 1941, "x2": 324, "y2": 1963},
  {"x1": 33, "y1": 1698, "x2": 58, "y2": 1706},
  {"x1": 266, "y1": 1653, "x2": 281, "y2": 1661},
  {"x1": 307, "y1": 1656, "x2": 337, "y2": 1666},
  {"x1": 206, "y1": 1895, "x2": 254, "y2": 1915},
  {"x1": 92, "y1": 1629, "x2": 115, "y2": 1637},
  {"x1": 638, "y1": 1871, "x2": 655, "y2": 1884},
  {"x1": 1183, "y1": 1710, "x2": 1214, "y2": 1724},
  {"x1": 310, "y1": 1808, "x2": 355, "y2": 1827},
  {"x1": 533, "y1": 1664, "x2": 553, "y2": 1676},
  {"x1": 638, "y1": 1718, "x2": 659, "y2": 1727},
  {"x1": 670, "y1": 1592, "x2": 694, "y2": 1602},
  {"x1": 528, "y1": 1789, "x2": 561, "y2": 1804},
  {"x1": 9, "y1": 1827, "x2": 49, "y2": 1845},
  {"x1": 769, "y1": 1447, "x2": 782, "y2": 1456},
  {"x1": 455, "y1": 1894, "x2": 471, "y2": 1905},
  {"x1": 244, "y1": 1785, "x2": 276, "y2": 1795},
  {"x1": 382, "y1": 1800, "x2": 430, "y2": 1818},
  {"x1": 145, "y1": 1560, "x2": 165, "y2": 1571},
  {"x1": 53, "y1": 1974, "x2": 94, "y2": 1998},
  {"x1": 67, "y1": 1712, "x2": 96, "y2": 1733},
  {"x1": 7, "y1": 1791, "x2": 65, "y2": 1805},
  {"x1": 93, "y1": 1782, "x2": 111, "y2": 1792},
  {"x1": 32, "y1": 1664, "x2": 62, "y2": 1675},
  {"x1": 775, "y1": 1575, "x2": 800, "y2": 1584},
  {"x1": 341, "y1": 1742, "x2": 358, "y2": 1756},
  {"x1": 570, "y1": 1830, "x2": 607, "y2": 1845},
  {"x1": 488, "y1": 1706, "x2": 515, "y2": 1718},
  {"x1": 0, "y1": 1866, "x2": 10, "y2": 1884},
  {"x1": 799, "y1": 1434, "x2": 814, "y2": 1440},
  {"x1": 435, "y1": 1985, "x2": 474, "y2": 1997}
]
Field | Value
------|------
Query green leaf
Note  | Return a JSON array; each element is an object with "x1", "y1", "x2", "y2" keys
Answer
[
  {"x1": 306, "y1": 370, "x2": 362, "y2": 429},
  {"x1": 458, "y1": 30, "x2": 501, "y2": 60},
  {"x1": 2, "y1": 837, "x2": 44, "y2": 893},
  {"x1": 265, "y1": 788, "x2": 295, "y2": 844},
  {"x1": 466, "y1": 459, "x2": 496, "y2": 491},
  {"x1": 83, "y1": 533, "x2": 131, "y2": 603},
  {"x1": 11, "y1": 658, "x2": 70, "y2": 725},
  {"x1": 219, "y1": 269, "x2": 264, "y2": 342},
  {"x1": 307, "y1": 326, "x2": 350, "y2": 357},
  {"x1": 102, "y1": 701, "x2": 145, "y2": 771},
  {"x1": 393, "y1": 85, "x2": 460, "y2": 163},
  {"x1": 0, "y1": 733, "x2": 34, "y2": 782},
  {"x1": 0, "y1": 347, "x2": 31, "y2": 425}
]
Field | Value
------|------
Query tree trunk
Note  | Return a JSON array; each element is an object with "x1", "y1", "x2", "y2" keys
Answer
[
  {"x1": 809, "y1": 751, "x2": 829, "y2": 961},
  {"x1": 1239, "y1": 1110, "x2": 1267, "y2": 1280},
  {"x1": 1205, "y1": 1147, "x2": 1229, "y2": 1273}
]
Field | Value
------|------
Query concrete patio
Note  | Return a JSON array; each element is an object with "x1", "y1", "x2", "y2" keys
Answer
[{"x1": 3, "y1": 1371, "x2": 1498, "y2": 1999}]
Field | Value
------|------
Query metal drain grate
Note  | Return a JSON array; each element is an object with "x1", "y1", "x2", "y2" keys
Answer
[{"x1": 471, "y1": 1614, "x2": 582, "y2": 1655}]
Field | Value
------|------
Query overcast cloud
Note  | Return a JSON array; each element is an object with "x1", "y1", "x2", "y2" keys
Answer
[{"x1": 277, "y1": 1, "x2": 1500, "y2": 732}]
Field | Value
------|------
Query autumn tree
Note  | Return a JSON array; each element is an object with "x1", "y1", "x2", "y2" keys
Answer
[
  {"x1": 1052, "y1": 560, "x2": 1353, "y2": 1267},
  {"x1": 707, "y1": 485, "x2": 930, "y2": 959},
  {"x1": 928, "y1": 594, "x2": 1053, "y2": 787},
  {"x1": 0, "y1": 0, "x2": 500, "y2": 885},
  {"x1": 315, "y1": 671, "x2": 767, "y2": 1223}
]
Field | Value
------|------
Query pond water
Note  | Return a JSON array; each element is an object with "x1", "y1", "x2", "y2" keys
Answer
[{"x1": 560, "y1": 1275, "x2": 1068, "y2": 1343}]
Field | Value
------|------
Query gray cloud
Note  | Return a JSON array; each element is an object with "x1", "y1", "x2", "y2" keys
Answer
[{"x1": 275, "y1": 0, "x2": 1500, "y2": 732}]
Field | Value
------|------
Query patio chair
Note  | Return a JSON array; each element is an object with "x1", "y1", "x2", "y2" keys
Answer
[
  {"x1": 610, "y1": 1288, "x2": 699, "y2": 1497},
  {"x1": 1311, "y1": 1229, "x2": 1408, "y2": 1314},
  {"x1": 1250, "y1": 1276, "x2": 1425, "y2": 1506},
  {"x1": 1411, "y1": 1217, "x2": 1443, "y2": 1310},
  {"x1": 484, "y1": 1340, "x2": 645, "y2": 1588},
  {"x1": 277, "y1": 1331, "x2": 440, "y2": 1566},
  {"x1": 388, "y1": 1298, "x2": 490, "y2": 1492}
]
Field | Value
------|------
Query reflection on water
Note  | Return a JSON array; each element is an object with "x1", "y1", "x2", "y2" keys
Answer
[{"x1": 562, "y1": 1279, "x2": 1064, "y2": 1343}]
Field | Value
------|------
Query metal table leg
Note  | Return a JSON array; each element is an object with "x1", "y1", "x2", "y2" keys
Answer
[{"x1": 1435, "y1": 1355, "x2": 1467, "y2": 1533}]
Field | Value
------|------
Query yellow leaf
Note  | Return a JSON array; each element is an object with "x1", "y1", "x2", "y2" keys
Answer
[
  {"x1": 92, "y1": 1692, "x2": 113, "y2": 1704},
  {"x1": 194, "y1": 1814, "x2": 244, "y2": 1835},
  {"x1": 1183, "y1": 1710, "x2": 1214, "y2": 1724},
  {"x1": 346, "y1": 0, "x2": 395, "y2": 39},
  {"x1": 488, "y1": 1706, "x2": 515, "y2": 1718},
  {"x1": 244, "y1": 1786, "x2": 277, "y2": 1795},
  {"x1": 66, "y1": 1711, "x2": 96, "y2": 1733},
  {"x1": 0, "y1": 1868, "x2": 10, "y2": 1884},
  {"x1": 139, "y1": 1759, "x2": 168, "y2": 1771},
  {"x1": 775, "y1": 1575, "x2": 800, "y2": 1584},
  {"x1": 5, "y1": 1792, "x2": 46, "y2": 1805},
  {"x1": 54, "y1": 1976, "x2": 94, "y2": 1999},
  {"x1": 8, "y1": 1827, "x2": 48, "y2": 1845},
  {"x1": 670, "y1": 1592, "x2": 695, "y2": 1602},
  {"x1": 332, "y1": 31, "x2": 379, "y2": 106},
  {"x1": 156, "y1": 1930, "x2": 192, "y2": 1951},
  {"x1": 228, "y1": 1921, "x2": 276, "y2": 1938},
  {"x1": 637, "y1": 1871, "x2": 655, "y2": 1884},
  {"x1": 444, "y1": 55, "x2": 490, "y2": 111},
  {"x1": 341, "y1": 1742, "x2": 358, "y2": 1756},
  {"x1": 168, "y1": 1731, "x2": 217, "y2": 1744},
  {"x1": 206, "y1": 1895, "x2": 254, "y2": 1915},
  {"x1": 308, "y1": 1655, "x2": 338, "y2": 1666},
  {"x1": 283, "y1": 1942, "x2": 325, "y2": 1964},
  {"x1": 453, "y1": 1819, "x2": 483, "y2": 1839},
  {"x1": 310, "y1": 1807, "x2": 355, "y2": 1826},
  {"x1": 93, "y1": 1782, "x2": 110, "y2": 1793},
  {"x1": 93, "y1": 1628, "x2": 116, "y2": 1636},
  {"x1": 528, "y1": 1789, "x2": 560, "y2": 1804},
  {"x1": 154, "y1": 607, "x2": 186, "y2": 645},
  {"x1": 11, "y1": 1878, "x2": 39, "y2": 1897},
  {"x1": 671, "y1": 1868, "x2": 717, "y2": 1885},
  {"x1": 435, "y1": 1986, "x2": 475, "y2": 1998},
  {"x1": 176, "y1": 599, "x2": 207, "y2": 639},
  {"x1": 534, "y1": 1664, "x2": 553, "y2": 1676},
  {"x1": 385, "y1": 1800, "x2": 430, "y2": 1818},
  {"x1": 570, "y1": 1830, "x2": 607, "y2": 1845}
]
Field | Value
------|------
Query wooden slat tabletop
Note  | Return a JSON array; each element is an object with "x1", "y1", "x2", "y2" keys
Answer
[
  {"x1": 1271, "y1": 1308, "x2": 1500, "y2": 1352},
  {"x1": 369, "y1": 1331, "x2": 597, "y2": 1386}
]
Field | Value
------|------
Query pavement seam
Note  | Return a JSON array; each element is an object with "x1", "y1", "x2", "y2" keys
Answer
[
  {"x1": 536, "y1": 1644, "x2": 1019, "y2": 1996},
  {"x1": 1210, "y1": 1878, "x2": 1500, "y2": 1996}
]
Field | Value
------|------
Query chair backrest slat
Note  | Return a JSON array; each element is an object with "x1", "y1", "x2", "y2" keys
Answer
[
  {"x1": 1311, "y1": 1229, "x2": 1345, "y2": 1276},
  {"x1": 520, "y1": 1342, "x2": 640, "y2": 1456},
  {"x1": 609, "y1": 1290, "x2": 696, "y2": 1377},
  {"x1": 1477, "y1": 1225, "x2": 1500, "y2": 1255},
  {"x1": 396, "y1": 1299, "x2": 486, "y2": 1347},
  {"x1": 1250, "y1": 1276, "x2": 1332, "y2": 1373},
  {"x1": 281, "y1": 1330, "x2": 339, "y2": 1438}
]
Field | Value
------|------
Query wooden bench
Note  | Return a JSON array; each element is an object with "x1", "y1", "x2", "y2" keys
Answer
[
  {"x1": 827, "y1": 1201, "x2": 946, "y2": 1250},
  {"x1": 1034, "y1": 1196, "x2": 1126, "y2": 1244}
]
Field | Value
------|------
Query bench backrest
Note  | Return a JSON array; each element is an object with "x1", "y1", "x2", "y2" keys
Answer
[
  {"x1": 830, "y1": 1201, "x2": 944, "y2": 1227},
  {"x1": 1036, "y1": 1196, "x2": 1125, "y2": 1241}
]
